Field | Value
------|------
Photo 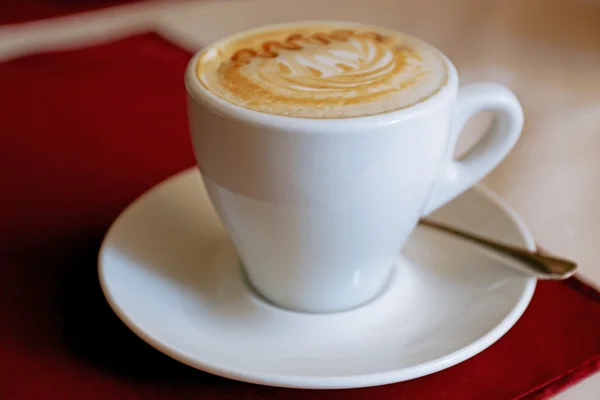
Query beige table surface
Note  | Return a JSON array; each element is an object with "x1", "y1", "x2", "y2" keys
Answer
[{"x1": 2, "y1": 0, "x2": 598, "y2": 397}]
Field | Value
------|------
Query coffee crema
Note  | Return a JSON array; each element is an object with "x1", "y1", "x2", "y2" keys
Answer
[{"x1": 196, "y1": 22, "x2": 448, "y2": 119}]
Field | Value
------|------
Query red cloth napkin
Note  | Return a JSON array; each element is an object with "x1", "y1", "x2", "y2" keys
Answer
[
  {"x1": 1, "y1": 32, "x2": 599, "y2": 400},
  {"x1": 0, "y1": 0, "x2": 151, "y2": 26}
]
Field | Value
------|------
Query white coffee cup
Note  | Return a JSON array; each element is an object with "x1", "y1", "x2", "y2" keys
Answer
[{"x1": 185, "y1": 22, "x2": 523, "y2": 313}]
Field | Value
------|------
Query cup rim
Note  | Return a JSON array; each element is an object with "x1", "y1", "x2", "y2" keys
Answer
[{"x1": 185, "y1": 20, "x2": 459, "y2": 134}]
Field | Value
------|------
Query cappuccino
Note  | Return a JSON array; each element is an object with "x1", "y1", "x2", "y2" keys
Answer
[{"x1": 195, "y1": 22, "x2": 448, "y2": 119}]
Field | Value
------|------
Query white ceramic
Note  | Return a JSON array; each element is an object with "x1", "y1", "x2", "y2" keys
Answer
[
  {"x1": 185, "y1": 21, "x2": 524, "y2": 313},
  {"x1": 99, "y1": 168, "x2": 536, "y2": 389}
]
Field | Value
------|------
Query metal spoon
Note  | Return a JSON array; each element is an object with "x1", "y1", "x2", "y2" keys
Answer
[{"x1": 418, "y1": 218, "x2": 578, "y2": 280}]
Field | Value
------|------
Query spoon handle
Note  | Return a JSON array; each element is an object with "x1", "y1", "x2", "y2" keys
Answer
[{"x1": 418, "y1": 219, "x2": 577, "y2": 280}]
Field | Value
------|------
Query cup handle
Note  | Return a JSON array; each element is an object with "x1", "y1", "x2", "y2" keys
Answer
[{"x1": 422, "y1": 82, "x2": 524, "y2": 216}]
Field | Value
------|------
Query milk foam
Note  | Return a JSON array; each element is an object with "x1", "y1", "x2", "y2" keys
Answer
[{"x1": 196, "y1": 22, "x2": 448, "y2": 119}]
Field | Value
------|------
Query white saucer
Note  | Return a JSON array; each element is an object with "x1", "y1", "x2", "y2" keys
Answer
[{"x1": 98, "y1": 168, "x2": 536, "y2": 389}]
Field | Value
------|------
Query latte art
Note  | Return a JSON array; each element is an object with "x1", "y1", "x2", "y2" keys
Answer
[
  {"x1": 196, "y1": 22, "x2": 448, "y2": 118},
  {"x1": 253, "y1": 37, "x2": 397, "y2": 91}
]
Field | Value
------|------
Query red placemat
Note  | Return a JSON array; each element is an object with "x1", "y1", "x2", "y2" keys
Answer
[
  {"x1": 0, "y1": 0, "x2": 152, "y2": 26},
  {"x1": 1, "y1": 32, "x2": 600, "y2": 400}
]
